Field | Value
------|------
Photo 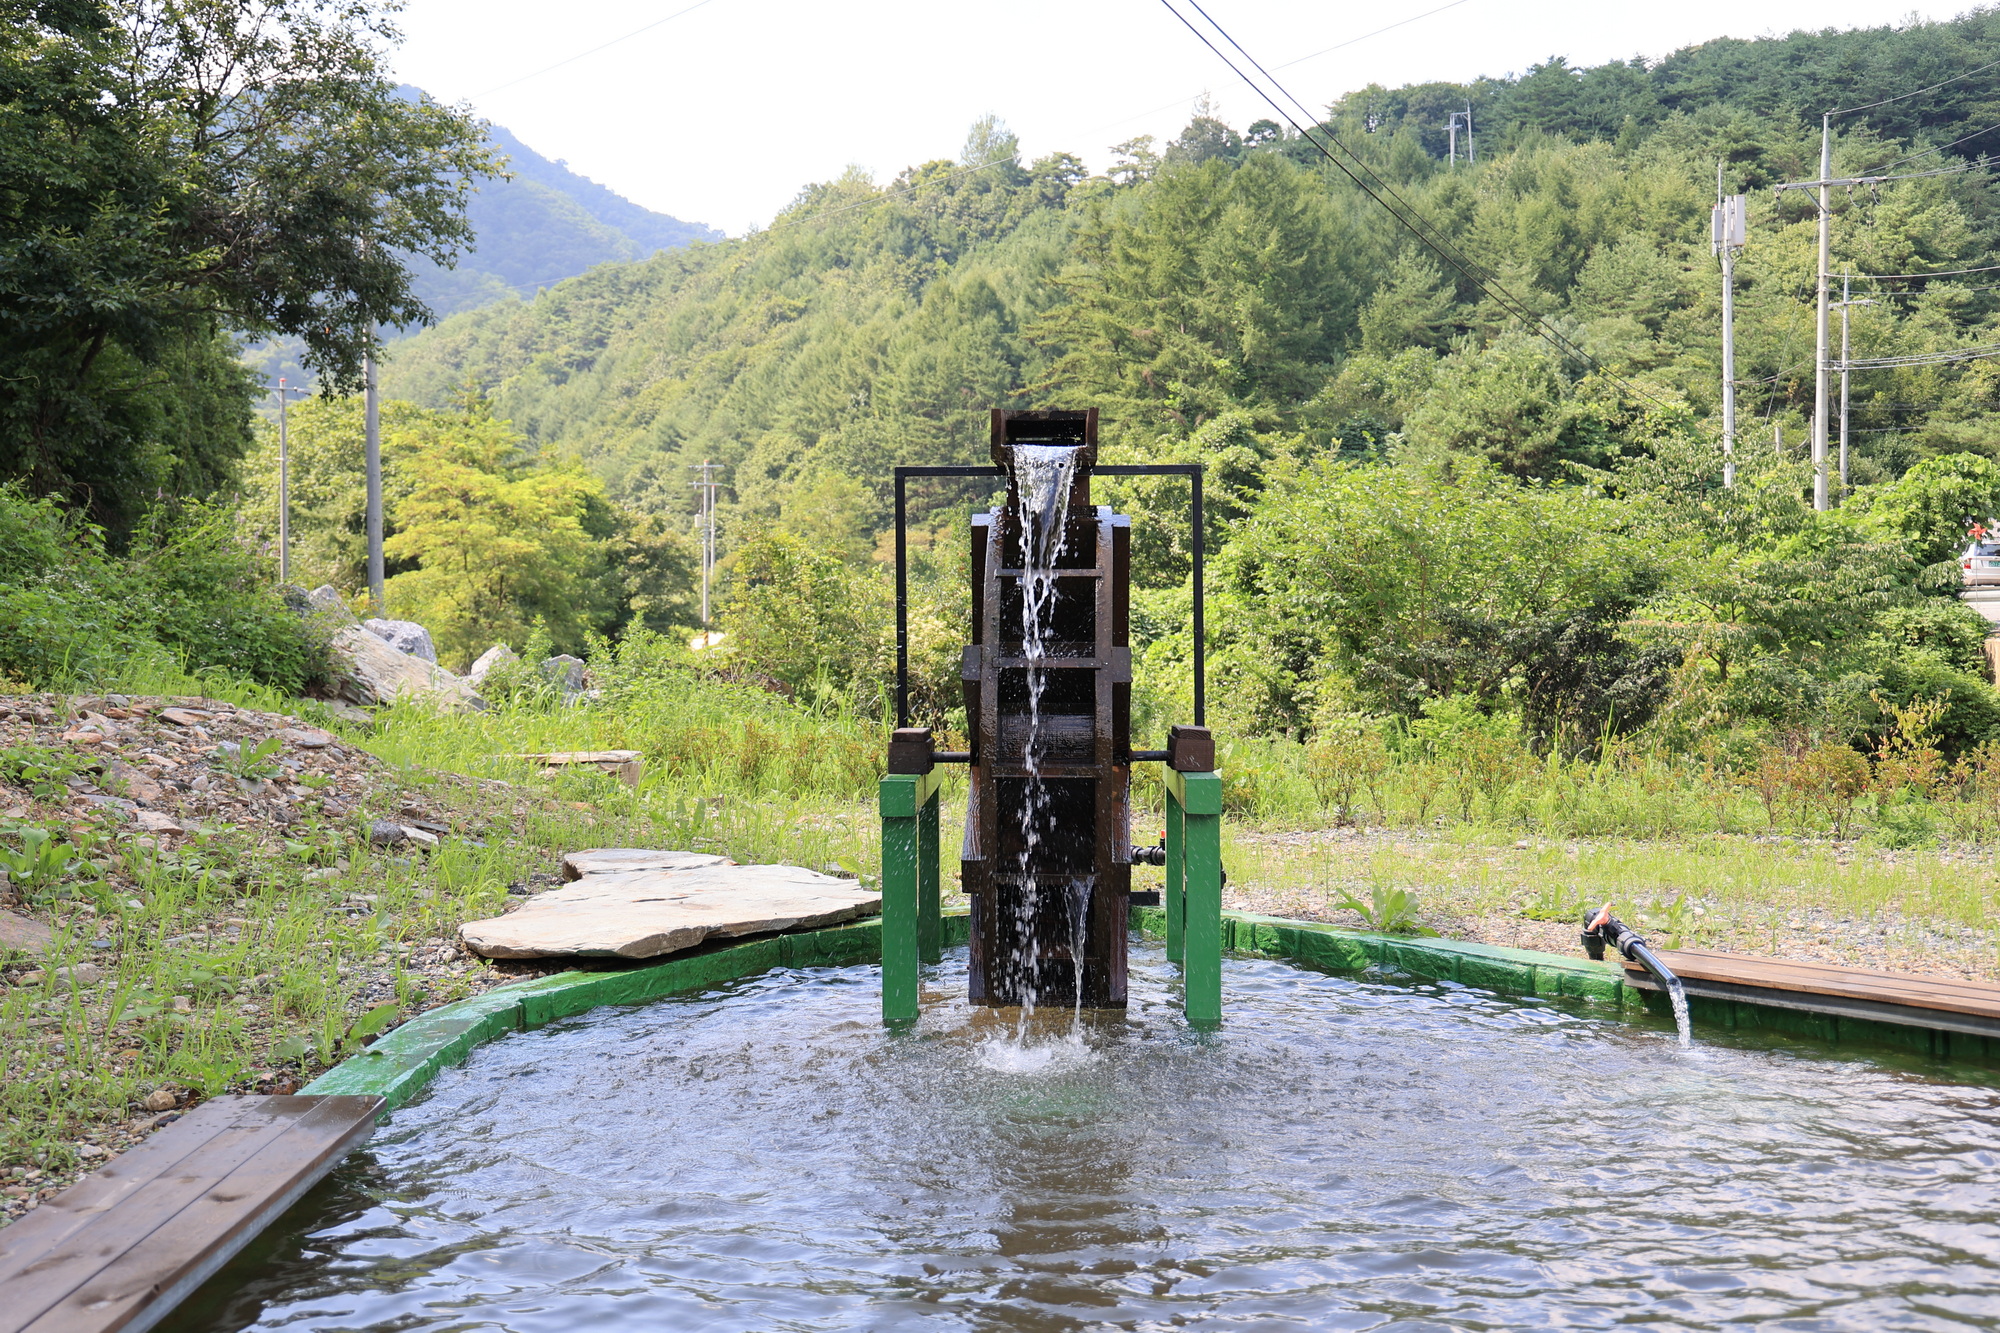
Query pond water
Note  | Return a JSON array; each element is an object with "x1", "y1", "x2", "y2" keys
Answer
[{"x1": 168, "y1": 943, "x2": 2000, "y2": 1332}]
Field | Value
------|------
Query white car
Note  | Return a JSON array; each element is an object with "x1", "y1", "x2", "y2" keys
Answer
[{"x1": 1962, "y1": 538, "x2": 2000, "y2": 587}]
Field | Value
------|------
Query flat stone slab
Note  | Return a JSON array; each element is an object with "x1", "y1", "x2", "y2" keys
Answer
[
  {"x1": 515, "y1": 751, "x2": 645, "y2": 788},
  {"x1": 560, "y1": 847, "x2": 730, "y2": 880},
  {"x1": 460, "y1": 863, "x2": 879, "y2": 959}
]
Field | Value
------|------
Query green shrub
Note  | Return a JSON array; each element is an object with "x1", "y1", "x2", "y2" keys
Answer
[
  {"x1": 128, "y1": 500, "x2": 332, "y2": 695},
  {"x1": 1872, "y1": 599, "x2": 1992, "y2": 677},
  {"x1": 0, "y1": 484, "x2": 327, "y2": 693},
  {"x1": 0, "y1": 581, "x2": 144, "y2": 687}
]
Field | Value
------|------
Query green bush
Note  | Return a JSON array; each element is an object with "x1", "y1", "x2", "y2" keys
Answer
[
  {"x1": 128, "y1": 500, "x2": 332, "y2": 694},
  {"x1": 0, "y1": 485, "x2": 328, "y2": 693},
  {"x1": 1869, "y1": 655, "x2": 2000, "y2": 760}
]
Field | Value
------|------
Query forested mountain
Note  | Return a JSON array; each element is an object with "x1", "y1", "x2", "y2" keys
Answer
[
  {"x1": 385, "y1": 7, "x2": 2000, "y2": 515},
  {"x1": 244, "y1": 98, "x2": 719, "y2": 390},
  {"x1": 348, "y1": 10, "x2": 2000, "y2": 747},
  {"x1": 405, "y1": 115, "x2": 722, "y2": 317}
]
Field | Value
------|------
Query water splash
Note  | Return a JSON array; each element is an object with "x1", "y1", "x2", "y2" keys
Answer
[{"x1": 974, "y1": 1028, "x2": 1097, "y2": 1074}]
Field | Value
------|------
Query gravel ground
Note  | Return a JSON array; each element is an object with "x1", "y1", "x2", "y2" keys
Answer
[{"x1": 0, "y1": 693, "x2": 570, "y2": 1223}]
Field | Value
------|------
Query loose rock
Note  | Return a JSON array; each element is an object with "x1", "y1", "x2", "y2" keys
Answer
[
  {"x1": 540, "y1": 655, "x2": 587, "y2": 695},
  {"x1": 329, "y1": 625, "x2": 483, "y2": 711},
  {"x1": 467, "y1": 643, "x2": 518, "y2": 687},
  {"x1": 0, "y1": 909, "x2": 52, "y2": 957},
  {"x1": 363, "y1": 617, "x2": 439, "y2": 663},
  {"x1": 304, "y1": 585, "x2": 359, "y2": 626},
  {"x1": 560, "y1": 847, "x2": 729, "y2": 880}
]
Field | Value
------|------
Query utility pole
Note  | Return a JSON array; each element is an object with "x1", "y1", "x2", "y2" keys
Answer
[
  {"x1": 1445, "y1": 113, "x2": 1457, "y2": 166},
  {"x1": 1774, "y1": 121, "x2": 1841, "y2": 509},
  {"x1": 1465, "y1": 102, "x2": 1474, "y2": 163},
  {"x1": 1833, "y1": 271, "x2": 1877, "y2": 493},
  {"x1": 689, "y1": 460, "x2": 723, "y2": 632},
  {"x1": 275, "y1": 378, "x2": 299, "y2": 582},
  {"x1": 1812, "y1": 114, "x2": 1833, "y2": 511},
  {"x1": 364, "y1": 350, "x2": 383, "y2": 615},
  {"x1": 1712, "y1": 166, "x2": 1747, "y2": 488}
]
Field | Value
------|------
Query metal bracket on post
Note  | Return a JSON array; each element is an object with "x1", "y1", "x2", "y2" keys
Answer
[
  {"x1": 1164, "y1": 729, "x2": 1222, "y2": 1028},
  {"x1": 880, "y1": 732, "x2": 944, "y2": 1025}
]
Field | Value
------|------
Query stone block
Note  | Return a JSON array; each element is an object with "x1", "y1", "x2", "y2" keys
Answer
[
  {"x1": 459, "y1": 863, "x2": 881, "y2": 960},
  {"x1": 560, "y1": 847, "x2": 728, "y2": 880}
]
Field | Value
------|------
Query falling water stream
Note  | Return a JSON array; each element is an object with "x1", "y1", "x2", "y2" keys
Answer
[
  {"x1": 1665, "y1": 973, "x2": 1693, "y2": 1048},
  {"x1": 997, "y1": 444, "x2": 1082, "y2": 1054}
]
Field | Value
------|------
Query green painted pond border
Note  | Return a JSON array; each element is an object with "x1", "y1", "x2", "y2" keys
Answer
[
  {"x1": 1179, "y1": 908, "x2": 2000, "y2": 1065},
  {"x1": 307, "y1": 906, "x2": 1996, "y2": 1110}
]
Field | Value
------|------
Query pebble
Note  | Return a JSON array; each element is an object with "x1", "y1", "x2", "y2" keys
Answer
[{"x1": 369, "y1": 820, "x2": 407, "y2": 847}]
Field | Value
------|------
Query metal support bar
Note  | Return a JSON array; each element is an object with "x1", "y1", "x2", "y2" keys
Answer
[
  {"x1": 893, "y1": 462, "x2": 1205, "y2": 729},
  {"x1": 879, "y1": 768, "x2": 944, "y2": 1025},
  {"x1": 1165, "y1": 767, "x2": 1223, "y2": 1026}
]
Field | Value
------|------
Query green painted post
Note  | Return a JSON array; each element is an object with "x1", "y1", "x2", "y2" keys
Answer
[
  {"x1": 918, "y1": 786, "x2": 941, "y2": 964},
  {"x1": 1172, "y1": 769, "x2": 1224, "y2": 1026},
  {"x1": 1164, "y1": 785, "x2": 1185, "y2": 963},
  {"x1": 879, "y1": 773, "x2": 920, "y2": 1024}
]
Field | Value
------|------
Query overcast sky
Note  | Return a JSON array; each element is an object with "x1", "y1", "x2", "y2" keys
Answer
[{"x1": 390, "y1": 0, "x2": 1957, "y2": 236}]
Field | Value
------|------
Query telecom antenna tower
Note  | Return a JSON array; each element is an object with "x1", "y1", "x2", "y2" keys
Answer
[
  {"x1": 689, "y1": 461, "x2": 724, "y2": 631},
  {"x1": 1445, "y1": 106, "x2": 1474, "y2": 165}
]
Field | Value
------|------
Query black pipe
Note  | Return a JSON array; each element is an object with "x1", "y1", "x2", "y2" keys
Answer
[{"x1": 1581, "y1": 905, "x2": 1683, "y2": 994}]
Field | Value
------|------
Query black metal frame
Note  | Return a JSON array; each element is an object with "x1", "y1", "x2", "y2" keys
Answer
[{"x1": 892, "y1": 463, "x2": 1205, "y2": 730}]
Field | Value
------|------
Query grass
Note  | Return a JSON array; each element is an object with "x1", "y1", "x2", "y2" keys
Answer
[
  {"x1": 0, "y1": 655, "x2": 898, "y2": 1199},
  {"x1": 1218, "y1": 818, "x2": 2000, "y2": 975},
  {"x1": 9, "y1": 646, "x2": 2000, "y2": 1204}
]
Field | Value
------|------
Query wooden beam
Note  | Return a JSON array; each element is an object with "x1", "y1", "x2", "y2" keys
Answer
[{"x1": 0, "y1": 1095, "x2": 381, "y2": 1333}]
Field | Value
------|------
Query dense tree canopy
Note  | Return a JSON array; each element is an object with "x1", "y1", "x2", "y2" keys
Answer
[{"x1": 0, "y1": 0, "x2": 490, "y2": 532}]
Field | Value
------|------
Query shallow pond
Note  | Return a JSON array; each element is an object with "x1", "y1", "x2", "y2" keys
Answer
[{"x1": 169, "y1": 942, "x2": 2000, "y2": 1331}]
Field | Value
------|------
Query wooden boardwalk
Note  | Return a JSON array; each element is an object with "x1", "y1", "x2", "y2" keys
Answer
[
  {"x1": 1624, "y1": 948, "x2": 2000, "y2": 1039},
  {"x1": 0, "y1": 1094, "x2": 381, "y2": 1333}
]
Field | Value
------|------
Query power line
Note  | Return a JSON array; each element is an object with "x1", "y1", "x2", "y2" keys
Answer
[
  {"x1": 1859, "y1": 260, "x2": 2000, "y2": 281},
  {"x1": 1864, "y1": 118, "x2": 2000, "y2": 173},
  {"x1": 1157, "y1": 0, "x2": 1670, "y2": 411},
  {"x1": 1277, "y1": 0, "x2": 1478, "y2": 72},
  {"x1": 475, "y1": 0, "x2": 723, "y2": 98},
  {"x1": 1835, "y1": 341, "x2": 2000, "y2": 370},
  {"x1": 1080, "y1": 0, "x2": 1481, "y2": 145},
  {"x1": 1830, "y1": 55, "x2": 2000, "y2": 116},
  {"x1": 1873, "y1": 279, "x2": 2000, "y2": 295}
]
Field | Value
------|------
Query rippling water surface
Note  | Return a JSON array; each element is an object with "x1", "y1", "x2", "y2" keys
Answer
[{"x1": 169, "y1": 943, "x2": 2000, "y2": 1332}]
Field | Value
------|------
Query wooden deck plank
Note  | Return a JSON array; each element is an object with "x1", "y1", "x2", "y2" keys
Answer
[
  {"x1": 0, "y1": 1101, "x2": 265, "y2": 1288},
  {"x1": 1622, "y1": 949, "x2": 2000, "y2": 1020},
  {"x1": 0, "y1": 1107, "x2": 305, "y2": 1330},
  {"x1": 0, "y1": 1095, "x2": 380, "y2": 1333}
]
